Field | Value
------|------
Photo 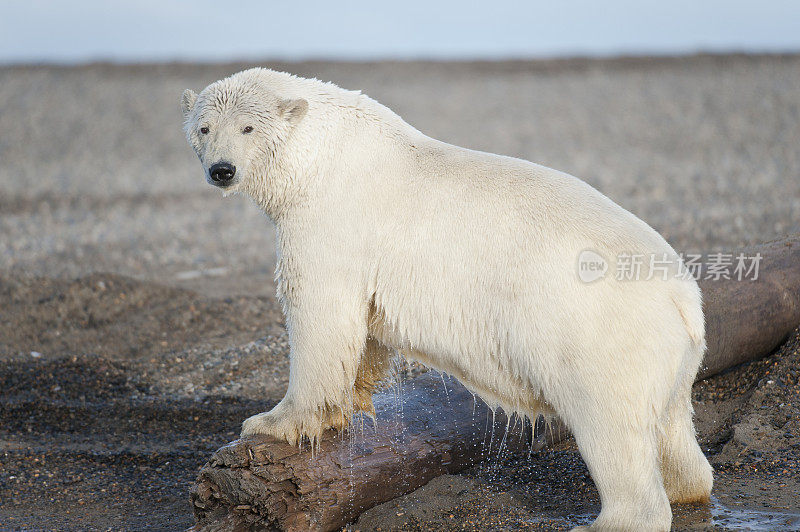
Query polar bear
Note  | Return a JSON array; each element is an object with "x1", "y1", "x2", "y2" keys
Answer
[{"x1": 181, "y1": 68, "x2": 712, "y2": 531}]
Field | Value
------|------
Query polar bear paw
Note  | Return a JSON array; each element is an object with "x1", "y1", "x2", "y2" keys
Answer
[
  {"x1": 240, "y1": 400, "x2": 348, "y2": 447},
  {"x1": 240, "y1": 410, "x2": 317, "y2": 447}
]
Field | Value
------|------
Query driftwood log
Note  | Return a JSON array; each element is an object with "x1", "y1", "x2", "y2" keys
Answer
[
  {"x1": 191, "y1": 235, "x2": 800, "y2": 532},
  {"x1": 699, "y1": 235, "x2": 800, "y2": 377}
]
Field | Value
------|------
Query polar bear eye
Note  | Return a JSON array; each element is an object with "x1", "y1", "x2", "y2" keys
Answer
[
  {"x1": 242, "y1": 126, "x2": 254, "y2": 134},
  {"x1": 200, "y1": 127, "x2": 209, "y2": 134}
]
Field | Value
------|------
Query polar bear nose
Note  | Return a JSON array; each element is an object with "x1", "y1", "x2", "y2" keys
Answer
[{"x1": 209, "y1": 162, "x2": 236, "y2": 186}]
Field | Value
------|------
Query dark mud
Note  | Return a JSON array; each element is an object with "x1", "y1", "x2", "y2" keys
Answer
[{"x1": 0, "y1": 272, "x2": 285, "y2": 531}]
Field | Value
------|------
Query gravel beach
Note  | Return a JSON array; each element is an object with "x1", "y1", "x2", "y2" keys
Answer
[{"x1": 1, "y1": 55, "x2": 799, "y2": 530}]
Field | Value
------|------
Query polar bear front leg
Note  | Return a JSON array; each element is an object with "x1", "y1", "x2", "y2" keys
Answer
[{"x1": 241, "y1": 290, "x2": 367, "y2": 446}]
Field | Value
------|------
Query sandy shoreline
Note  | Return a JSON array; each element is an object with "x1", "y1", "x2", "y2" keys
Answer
[{"x1": 1, "y1": 55, "x2": 799, "y2": 530}]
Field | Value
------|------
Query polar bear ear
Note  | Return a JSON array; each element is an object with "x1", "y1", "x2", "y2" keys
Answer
[
  {"x1": 181, "y1": 89, "x2": 198, "y2": 118},
  {"x1": 278, "y1": 98, "x2": 308, "y2": 126}
]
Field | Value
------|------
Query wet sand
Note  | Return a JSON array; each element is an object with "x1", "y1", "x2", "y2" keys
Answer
[{"x1": 1, "y1": 55, "x2": 799, "y2": 530}]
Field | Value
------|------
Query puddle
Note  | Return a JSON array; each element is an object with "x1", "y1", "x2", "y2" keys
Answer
[
  {"x1": 556, "y1": 498, "x2": 800, "y2": 531},
  {"x1": 710, "y1": 497, "x2": 800, "y2": 531}
]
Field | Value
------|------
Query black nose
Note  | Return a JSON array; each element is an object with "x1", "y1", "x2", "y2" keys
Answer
[{"x1": 209, "y1": 162, "x2": 236, "y2": 185}]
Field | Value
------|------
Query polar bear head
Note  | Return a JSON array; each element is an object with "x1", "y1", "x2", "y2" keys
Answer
[{"x1": 181, "y1": 69, "x2": 308, "y2": 193}]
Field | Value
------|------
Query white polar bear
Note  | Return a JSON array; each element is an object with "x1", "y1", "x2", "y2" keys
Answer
[{"x1": 181, "y1": 68, "x2": 712, "y2": 531}]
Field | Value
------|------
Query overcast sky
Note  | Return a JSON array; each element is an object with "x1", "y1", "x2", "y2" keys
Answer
[{"x1": 1, "y1": 0, "x2": 798, "y2": 63}]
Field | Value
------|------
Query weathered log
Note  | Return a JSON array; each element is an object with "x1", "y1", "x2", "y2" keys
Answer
[{"x1": 191, "y1": 235, "x2": 800, "y2": 532}]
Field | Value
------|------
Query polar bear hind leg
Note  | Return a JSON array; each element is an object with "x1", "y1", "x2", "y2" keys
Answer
[
  {"x1": 658, "y1": 358, "x2": 713, "y2": 504},
  {"x1": 563, "y1": 391, "x2": 672, "y2": 531}
]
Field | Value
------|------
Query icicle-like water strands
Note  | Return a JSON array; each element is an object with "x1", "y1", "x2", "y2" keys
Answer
[
  {"x1": 439, "y1": 371, "x2": 451, "y2": 406},
  {"x1": 487, "y1": 406, "x2": 497, "y2": 455},
  {"x1": 495, "y1": 414, "x2": 513, "y2": 461},
  {"x1": 346, "y1": 413, "x2": 359, "y2": 512},
  {"x1": 478, "y1": 406, "x2": 502, "y2": 481},
  {"x1": 390, "y1": 354, "x2": 405, "y2": 443}
]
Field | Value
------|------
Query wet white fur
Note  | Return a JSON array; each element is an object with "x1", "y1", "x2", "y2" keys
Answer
[{"x1": 182, "y1": 68, "x2": 712, "y2": 531}]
